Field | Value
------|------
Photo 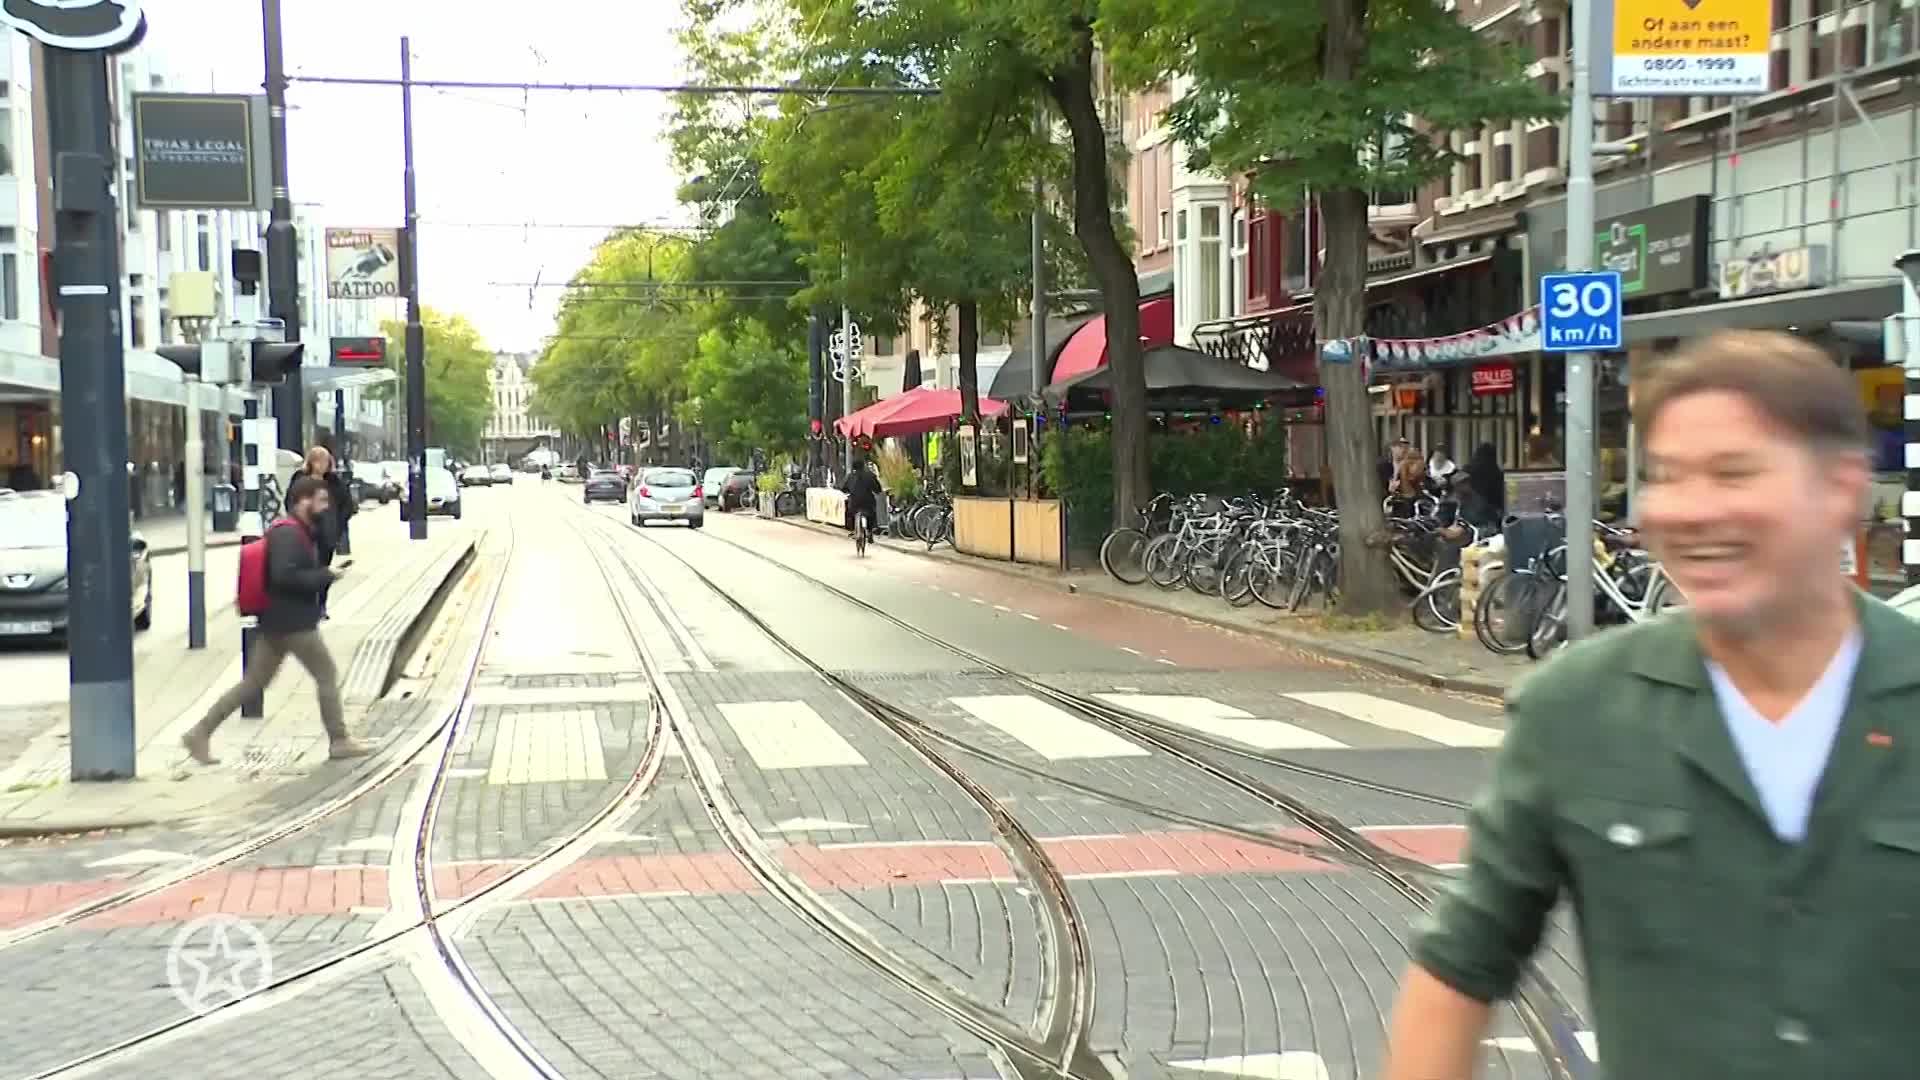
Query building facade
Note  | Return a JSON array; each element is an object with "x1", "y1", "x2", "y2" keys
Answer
[{"x1": 483, "y1": 350, "x2": 555, "y2": 462}]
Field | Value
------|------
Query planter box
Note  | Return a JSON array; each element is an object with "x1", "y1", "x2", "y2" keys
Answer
[{"x1": 757, "y1": 492, "x2": 778, "y2": 516}]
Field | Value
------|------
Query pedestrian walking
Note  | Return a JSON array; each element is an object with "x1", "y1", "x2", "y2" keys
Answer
[
  {"x1": 300, "y1": 446, "x2": 356, "y2": 618},
  {"x1": 1381, "y1": 330, "x2": 1920, "y2": 1078},
  {"x1": 181, "y1": 475, "x2": 371, "y2": 764}
]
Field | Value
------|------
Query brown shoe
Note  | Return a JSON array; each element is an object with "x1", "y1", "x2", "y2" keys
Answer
[
  {"x1": 328, "y1": 738, "x2": 373, "y2": 760},
  {"x1": 182, "y1": 730, "x2": 219, "y2": 765}
]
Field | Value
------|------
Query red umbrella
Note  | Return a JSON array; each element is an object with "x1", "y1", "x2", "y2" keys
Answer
[
  {"x1": 865, "y1": 388, "x2": 1008, "y2": 440},
  {"x1": 834, "y1": 392, "x2": 920, "y2": 438}
]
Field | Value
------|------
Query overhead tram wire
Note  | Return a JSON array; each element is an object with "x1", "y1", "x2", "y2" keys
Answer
[
  {"x1": 283, "y1": 75, "x2": 936, "y2": 96},
  {"x1": 703, "y1": 2, "x2": 839, "y2": 213}
]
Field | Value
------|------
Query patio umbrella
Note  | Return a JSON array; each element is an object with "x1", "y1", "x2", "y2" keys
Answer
[{"x1": 865, "y1": 388, "x2": 1009, "y2": 440}]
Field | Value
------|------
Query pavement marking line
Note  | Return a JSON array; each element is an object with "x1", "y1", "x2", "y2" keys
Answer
[
  {"x1": 1156, "y1": 658, "x2": 1178, "y2": 666},
  {"x1": 486, "y1": 710, "x2": 609, "y2": 784},
  {"x1": 942, "y1": 876, "x2": 1021, "y2": 886},
  {"x1": 1119, "y1": 646, "x2": 1142, "y2": 655},
  {"x1": 83, "y1": 849, "x2": 192, "y2": 869},
  {"x1": 467, "y1": 683, "x2": 652, "y2": 706},
  {"x1": 717, "y1": 700, "x2": 868, "y2": 770},
  {"x1": 1052, "y1": 623, "x2": 1070, "y2": 631},
  {"x1": 773, "y1": 817, "x2": 867, "y2": 833},
  {"x1": 1062, "y1": 869, "x2": 1180, "y2": 881},
  {"x1": 1097, "y1": 693, "x2": 1349, "y2": 751},
  {"x1": 1283, "y1": 691, "x2": 1504, "y2": 748},
  {"x1": 950, "y1": 695, "x2": 1152, "y2": 761},
  {"x1": 1169, "y1": 1051, "x2": 1332, "y2": 1079},
  {"x1": 819, "y1": 839, "x2": 995, "y2": 850},
  {"x1": 1485, "y1": 1033, "x2": 1599, "y2": 1060},
  {"x1": 331, "y1": 836, "x2": 395, "y2": 852},
  {"x1": 993, "y1": 604, "x2": 1012, "y2": 612}
]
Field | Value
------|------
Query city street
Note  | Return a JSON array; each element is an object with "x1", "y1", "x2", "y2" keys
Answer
[{"x1": 0, "y1": 483, "x2": 1591, "y2": 1080}]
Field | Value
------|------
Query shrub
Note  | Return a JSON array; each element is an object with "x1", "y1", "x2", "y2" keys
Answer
[{"x1": 875, "y1": 444, "x2": 921, "y2": 502}]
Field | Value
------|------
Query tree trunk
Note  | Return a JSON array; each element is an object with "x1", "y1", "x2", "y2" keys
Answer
[
  {"x1": 957, "y1": 300, "x2": 981, "y2": 424},
  {"x1": 1049, "y1": 22, "x2": 1149, "y2": 530}
]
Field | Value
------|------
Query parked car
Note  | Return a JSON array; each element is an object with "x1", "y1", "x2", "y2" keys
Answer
[
  {"x1": 701, "y1": 466, "x2": 740, "y2": 508},
  {"x1": 583, "y1": 467, "x2": 628, "y2": 504},
  {"x1": 350, "y1": 461, "x2": 393, "y2": 504},
  {"x1": 0, "y1": 491, "x2": 152, "y2": 639},
  {"x1": 717, "y1": 469, "x2": 756, "y2": 511},
  {"x1": 400, "y1": 467, "x2": 462, "y2": 520},
  {"x1": 629, "y1": 467, "x2": 704, "y2": 528},
  {"x1": 490, "y1": 463, "x2": 514, "y2": 484},
  {"x1": 458, "y1": 464, "x2": 493, "y2": 488},
  {"x1": 553, "y1": 463, "x2": 579, "y2": 482}
]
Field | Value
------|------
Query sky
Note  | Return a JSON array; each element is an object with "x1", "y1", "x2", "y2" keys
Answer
[{"x1": 135, "y1": 0, "x2": 705, "y2": 352}]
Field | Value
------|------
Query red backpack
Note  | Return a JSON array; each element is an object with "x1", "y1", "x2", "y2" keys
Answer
[{"x1": 236, "y1": 518, "x2": 307, "y2": 616}]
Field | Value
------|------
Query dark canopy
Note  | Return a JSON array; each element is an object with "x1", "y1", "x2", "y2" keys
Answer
[
  {"x1": 1044, "y1": 343, "x2": 1306, "y2": 406},
  {"x1": 990, "y1": 308, "x2": 1101, "y2": 402}
]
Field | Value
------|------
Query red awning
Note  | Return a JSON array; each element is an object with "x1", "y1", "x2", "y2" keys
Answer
[
  {"x1": 852, "y1": 387, "x2": 1008, "y2": 440},
  {"x1": 1048, "y1": 296, "x2": 1176, "y2": 385},
  {"x1": 833, "y1": 392, "x2": 918, "y2": 439}
]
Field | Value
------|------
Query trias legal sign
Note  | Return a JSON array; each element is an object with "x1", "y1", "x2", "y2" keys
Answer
[{"x1": 130, "y1": 94, "x2": 270, "y2": 211}]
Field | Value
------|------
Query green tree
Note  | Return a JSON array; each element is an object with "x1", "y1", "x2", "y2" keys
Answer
[
  {"x1": 1103, "y1": 0, "x2": 1560, "y2": 611},
  {"x1": 375, "y1": 308, "x2": 494, "y2": 457},
  {"x1": 678, "y1": 319, "x2": 809, "y2": 462},
  {"x1": 689, "y1": 0, "x2": 1143, "y2": 518}
]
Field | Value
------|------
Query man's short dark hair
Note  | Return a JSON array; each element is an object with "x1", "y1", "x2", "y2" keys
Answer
[
  {"x1": 1633, "y1": 330, "x2": 1868, "y2": 453},
  {"x1": 286, "y1": 474, "x2": 328, "y2": 510}
]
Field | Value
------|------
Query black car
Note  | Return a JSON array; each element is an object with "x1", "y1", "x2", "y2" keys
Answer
[
  {"x1": 0, "y1": 491, "x2": 153, "y2": 639},
  {"x1": 583, "y1": 468, "x2": 628, "y2": 504},
  {"x1": 718, "y1": 470, "x2": 756, "y2": 511}
]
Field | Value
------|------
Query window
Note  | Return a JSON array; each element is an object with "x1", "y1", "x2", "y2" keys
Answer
[
  {"x1": 1, "y1": 254, "x2": 16, "y2": 321},
  {"x1": 0, "y1": 110, "x2": 13, "y2": 177},
  {"x1": 159, "y1": 307, "x2": 171, "y2": 344},
  {"x1": 196, "y1": 227, "x2": 210, "y2": 272},
  {"x1": 1158, "y1": 209, "x2": 1170, "y2": 247},
  {"x1": 874, "y1": 335, "x2": 894, "y2": 356},
  {"x1": 1230, "y1": 209, "x2": 1249, "y2": 317},
  {"x1": 156, "y1": 213, "x2": 170, "y2": 252},
  {"x1": 124, "y1": 158, "x2": 138, "y2": 229},
  {"x1": 1197, "y1": 204, "x2": 1224, "y2": 322},
  {"x1": 130, "y1": 295, "x2": 146, "y2": 348},
  {"x1": 1281, "y1": 209, "x2": 1312, "y2": 294}
]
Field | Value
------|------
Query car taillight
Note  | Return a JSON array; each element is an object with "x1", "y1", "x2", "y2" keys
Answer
[
  {"x1": 639, "y1": 485, "x2": 650, "y2": 498},
  {"x1": 693, "y1": 485, "x2": 703, "y2": 499}
]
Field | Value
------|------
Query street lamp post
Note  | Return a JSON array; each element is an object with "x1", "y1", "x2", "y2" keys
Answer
[{"x1": 1561, "y1": 0, "x2": 1600, "y2": 640}]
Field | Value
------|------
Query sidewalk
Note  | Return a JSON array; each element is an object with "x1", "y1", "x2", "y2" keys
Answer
[
  {"x1": 771, "y1": 513, "x2": 1533, "y2": 697},
  {"x1": 130, "y1": 511, "x2": 245, "y2": 557},
  {"x1": 0, "y1": 521, "x2": 478, "y2": 837}
]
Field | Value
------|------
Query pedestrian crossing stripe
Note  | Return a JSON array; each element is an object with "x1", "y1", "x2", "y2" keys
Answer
[
  {"x1": 718, "y1": 701, "x2": 868, "y2": 769},
  {"x1": 950, "y1": 695, "x2": 1150, "y2": 760},
  {"x1": 1096, "y1": 694, "x2": 1346, "y2": 750},
  {"x1": 487, "y1": 711, "x2": 610, "y2": 784},
  {"x1": 1284, "y1": 691, "x2": 1504, "y2": 748}
]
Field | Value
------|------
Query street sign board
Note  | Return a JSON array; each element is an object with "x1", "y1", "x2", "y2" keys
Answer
[
  {"x1": 1595, "y1": 0, "x2": 1772, "y2": 96},
  {"x1": 1539, "y1": 271, "x2": 1624, "y2": 353},
  {"x1": 330, "y1": 337, "x2": 387, "y2": 365},
  {"x1": 130, "y1": 94, "x2": 271, "y2": 211},
  {"x1": 0, "y1": 0, "x2": 145, "y2": 51},
  {"x1": 325, "y1": 228, "x2": 402, "y2": 300}
]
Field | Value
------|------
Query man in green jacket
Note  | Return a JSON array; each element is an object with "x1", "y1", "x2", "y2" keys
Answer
[{"x1": 1383, "y1": 329, "x2": 1920, "y2": 1078}]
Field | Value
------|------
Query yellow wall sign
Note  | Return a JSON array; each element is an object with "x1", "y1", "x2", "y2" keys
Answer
[{"x1": 1598, "y1": 0, "x2": 1772, "y2": 96}]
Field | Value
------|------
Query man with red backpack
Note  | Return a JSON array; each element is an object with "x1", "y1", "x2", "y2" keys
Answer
[{"x1": 182, "y1": 474, "x2": 372, "y2": 764}]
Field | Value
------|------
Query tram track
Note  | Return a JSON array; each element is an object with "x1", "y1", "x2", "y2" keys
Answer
[
  {"x1": 610, "y1": 506, "x2": 1592, "y2": 1080},
  {"x1": 29, "y1": 505, "x2": 676, "y2": 1080}
]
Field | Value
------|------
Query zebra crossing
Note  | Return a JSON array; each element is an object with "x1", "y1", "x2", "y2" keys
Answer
[{"x1": 712, "y1": 690, "x2": 1505, "y2": 771}]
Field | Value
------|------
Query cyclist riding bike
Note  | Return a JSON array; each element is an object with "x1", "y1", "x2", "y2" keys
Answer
[{"x1": 841, "y1": 456, "x2": 881, "y2": 554}]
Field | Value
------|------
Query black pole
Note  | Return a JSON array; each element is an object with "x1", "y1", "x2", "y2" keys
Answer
[
  {"x1": 262, "y1": 0, "x2": 304, "y2": 455},
  {"x1": 46, "y1": 47, "x2": 135, "y2": 779},
  {"x1": 402, "y1": 37, "x2": 427, "y2": 540}
]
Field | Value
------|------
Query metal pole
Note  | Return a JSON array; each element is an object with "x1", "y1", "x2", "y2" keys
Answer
[
  {"x1": 45, "y1": 47, "x2": 135, "y2": 780},
  {"x1": 185, "y1": 375, "x2": 207, "y2": 649},
  {"x1": 402, "y1": 37, "x2": 428, "y2": 540},
  {"x1": 262, "y1": 0, "x2": 305, "y2": 456},
  {"x1": 1898, "y1": 252, "x2": 1920, "y2": 587},
  {"x1": 1564, "y1": 0, "x2": 1598, "y2": 639},
  {"x1": 840, "y1": 301, "x2": 853, "y2": 476}
]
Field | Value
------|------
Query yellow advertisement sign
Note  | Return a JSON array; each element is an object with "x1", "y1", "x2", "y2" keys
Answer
[{"x1": 1601, "y1": 0, "x2": 1772, "y2": 96}]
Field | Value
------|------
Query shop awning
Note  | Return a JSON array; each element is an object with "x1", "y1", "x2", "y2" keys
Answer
[
  {"x1": 1622, "y1": 279, "x2": 1903, "y2": 344},
  {"x1": 1045, "y1": 343, "x2": 1307, "y2": 405},
  {"x1": 1048, "y1": 296, "x2": 1177, "y2": 384},
  {"x1": 992, "y1": 308, "x2": 1101, "y2": 401}
]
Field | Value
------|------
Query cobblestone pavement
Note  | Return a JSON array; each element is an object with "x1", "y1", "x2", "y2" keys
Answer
[{"x1": 3, "y1": 488, "x2": 1598, "y2": 1080}]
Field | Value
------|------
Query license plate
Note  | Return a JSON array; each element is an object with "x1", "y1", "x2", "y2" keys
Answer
[
  {"x1": 0, "y1": 620, "x2": 53, "y2": 635},
  {"x1": 666, "y1": 505, "x2": 682, "y2": 515}
]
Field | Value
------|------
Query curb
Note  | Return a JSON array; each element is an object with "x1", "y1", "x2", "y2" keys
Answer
[
  {"x1": 769, "y1": 514, "x2": 1515, "y2": 699},
  {"x1": 0, "y1": 818, "x2": 160, "y2": 840},
  {"x1": 343, "y1": 534, "x2": 479, "y2": 705}
]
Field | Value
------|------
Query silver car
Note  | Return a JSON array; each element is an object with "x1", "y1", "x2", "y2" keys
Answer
[{"x1": 629, "y1": 467, "x2": 705, "y2": 529}]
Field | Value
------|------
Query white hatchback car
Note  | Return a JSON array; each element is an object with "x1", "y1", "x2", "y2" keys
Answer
[{"x1": 630, "y1": 467, "x2": 705, "y2": 528}]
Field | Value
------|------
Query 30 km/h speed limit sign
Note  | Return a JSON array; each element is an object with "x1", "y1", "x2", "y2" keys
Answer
[{"x1": 1539, "y1": 271, "x2": 1624, "y2": 353}]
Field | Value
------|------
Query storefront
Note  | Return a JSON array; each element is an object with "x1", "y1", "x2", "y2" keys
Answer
[{"x1": 0, "y1": 399, "x2": 54, "y2": 490}]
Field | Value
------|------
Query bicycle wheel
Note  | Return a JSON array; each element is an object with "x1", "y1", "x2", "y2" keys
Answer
[
  {"x1": 773, "y1": 491, "x2": 801, "y2": 517},
  {"x1": 1220, "y1": 544, "x2": 1259, "y2": 606},
  {"x1": 1249, "y1": 545, "x2": 1293, "y2": 610},
  {"x1": 1185, "y1": 539, "x2": 1228, "y2": 595},
  {"x1": 1101, "y1": 528, "x2": 1152, "y2": 585},
  {"x1": 1475, "y1": 570, "x2": 1543, "y2": 656},
  {"x1": 1412, "y1": 571, "x2": 1462, "y2": 633},
  {"x1": 1643, "y1": 573, "x2": 1685, "y2": 615},
  {"x1": 1143, "y1": 534, "x2": 1187, "y2": 589},
  {"x1": 1527, "y1": 583, "x2": 1569, "y2": 659},
  {"x1": 913, "y1": 502, "x2": 943, "y2": 542}
]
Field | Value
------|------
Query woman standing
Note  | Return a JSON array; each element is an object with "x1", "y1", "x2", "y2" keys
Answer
[{"x1": 302, "y1": 447, "x2": 357, "y2": 618}]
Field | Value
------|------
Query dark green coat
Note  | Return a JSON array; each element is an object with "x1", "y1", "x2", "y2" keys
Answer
[{"x1": 1413, "y1": 592, "x2": 1920, "y2": 1078}]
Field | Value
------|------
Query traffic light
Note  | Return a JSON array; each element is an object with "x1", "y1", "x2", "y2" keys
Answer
[
  {"x1": 810, "y1": 418, "x2": 823, "y2": 436},
  {"x1": 249, "y1": 341, "x2": 305, "y2": 384},
  {"x1": 155, "y1": 342, "x2": 239, "y2": 383}
]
